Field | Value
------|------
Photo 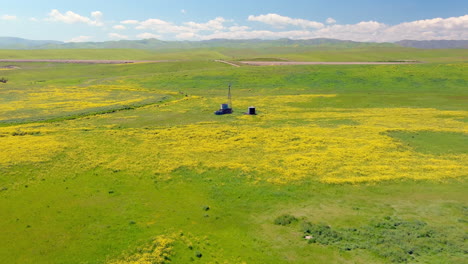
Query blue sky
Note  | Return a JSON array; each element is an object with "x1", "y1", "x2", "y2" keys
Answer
[{"x1": 1, "y1": 0, "x2": 467, "y2": 42}]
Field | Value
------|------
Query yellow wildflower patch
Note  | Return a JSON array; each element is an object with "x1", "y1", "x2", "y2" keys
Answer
[
  {"x1": 2, "y1": 93, "x2": 465, "y2": 184},
  {"x1": 107, "y1": 235, "x2": 174, "y2": 264},
  {"x1": 0, "y1": 134, "x2": 65, "y2": 166},
  {"x1": 0, "y1": 84, "x2": 170, "y2": 122},
  {"x1": 97, "y1": 102, "x2": 466, "y2": 184}
]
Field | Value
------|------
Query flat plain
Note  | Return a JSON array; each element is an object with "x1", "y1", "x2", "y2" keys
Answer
[{"x1": 0, "y1": 47, "x2": 467, "y2": 263}]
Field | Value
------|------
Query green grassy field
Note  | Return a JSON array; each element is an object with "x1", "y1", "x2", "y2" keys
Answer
[
  {"x1": 1, "y1": 46, "x2": 467, "y2": 62},
  {"x1": 0, "y1": 48, "x2": 467, "y2": 263}
]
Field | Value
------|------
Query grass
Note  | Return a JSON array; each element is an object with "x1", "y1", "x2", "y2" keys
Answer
[
  {"x1": 388, "y1": 131, "x2": 467, "y2": 155},
  {"x1": 0, "y1": 49, "x2": 229, "y2": 61},
  {"x1": 1, "y1": 46, "x2": 467, "y2": 62},
  {"x1": 0, "y1": 48, "x2": 466, "y2": 263}
]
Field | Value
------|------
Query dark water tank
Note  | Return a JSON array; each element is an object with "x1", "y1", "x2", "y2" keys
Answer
[{"x1": 248, "y1": 106, "x2": 256, "y2": 115}]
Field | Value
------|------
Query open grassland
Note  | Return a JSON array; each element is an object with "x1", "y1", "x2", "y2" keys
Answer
[
  {"x1": 0, "y1": 51, "x2": 467, "y2": 263},
  {"x1": 229, "y1": 47, "x2": 468, "y2": 63},
  {"x1": 0, "y1": 49, "x2": 230, "y2": 61},
  {"x1": 1, "y1": 46, "x2": 467, "y2": 62}
]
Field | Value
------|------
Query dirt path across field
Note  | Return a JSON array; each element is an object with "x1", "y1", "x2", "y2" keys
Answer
[
  {"x1": 0, "y1": 59, "x2": 422, "y2": 66},
  {"x1": 239, "y1": 61, "x2": 421, "y2": 66},
  {"x1": 0, "y1": 59, "x2": 174, "y2": 64},
  {"x1": 214, "y1": 60, "x2": 241, "y2": 67}
]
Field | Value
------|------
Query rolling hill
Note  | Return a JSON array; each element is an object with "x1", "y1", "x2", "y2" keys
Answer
[
  {"x1": 2, "y1": 37, "x2": 467, "y2": 50},
  {"x1": 0, "y1": 37, "x2": 62, "y2": 49},
  {"x1": 0, "y1": 37, "x2": 396, "y2": 50},
  {"x1": 395, "y1": 39, "x2": 468, "y2": 49}
]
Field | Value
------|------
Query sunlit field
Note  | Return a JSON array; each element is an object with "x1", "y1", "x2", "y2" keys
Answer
[{"x1": 0, "y1": 49, "x2": 466, "y2": 263}]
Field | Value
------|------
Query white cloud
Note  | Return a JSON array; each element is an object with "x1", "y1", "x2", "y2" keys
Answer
[
  {"x1": 176, "y1": 32, "x2": 198, "y2": 40},
  {"x1": 234, "y1": 14, "x2": 467, "y2": 42},
  {"x1": 67, "y1": 36, "x2": 92, "y2": 42},
  {"x1": 382, "y1": 15, "x2": 468, "y2": 41},
  {"x1": 140, "y1": 18, "x2": 171, "y2": 28},
  {"x1": 121, "y1": 19, "x2": 139, "y2": 25},
  {"x1": 1, "y1": 15, "x2": 17, "y2": 20},
  {"x1": 326, "y1": 17, "x2": 336, "y2": 24},
  {"x1": 200, "y1": 29, "x2": 315, "y2": 40},
  {"x1": 108, "y1": 33, "x2": 129, "y2": 39},
  {"x1": 135, "y1": 17, "x2": 228, "y2": 37},
  {"x1": 312, "y1": 15, "x2": 468, "y2": 42},
  {"x1": 113, "y1": 25, "x2": 126, "y2": 30},
  {"x1": 47, "y1": 9, "x2": 104, "y2": 26},
  {"x1": 181, "y1": 9, "x2": 187, "y2": 14},
  {"x1": 29, "y1": 17, "x2": 38, "y2": 22},
  {"x1": 107, "y1": 14, "x2": 468, "y2": 42},
  {"x1": 314, "y1": 21, "x2": 388, "y2": 41},
  {"x1": 229, "y1": 26, "x2": 250, "y2": 31},
  {"x1": 91, "y1": 11, "x2": 103, "y2": 20},
  {"x1": 248, "y1": 13, "x2": 324, "y2": 29},
  {"x1": 137, "y1": 32, "x2": 162, "y2": 39},
  {"x1": 184, "y1": 17, "x2": 226, "y2": 31},
  {"x1": 137, "y1": 19, "x2": 183, "y2": 35}
]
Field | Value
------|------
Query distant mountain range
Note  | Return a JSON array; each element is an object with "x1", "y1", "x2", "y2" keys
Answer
[
  {"x1": 395, "y1": 40, "x2": 468, "y2": 49},
  {"x1": 0, "y1": 37, "x2": 466, "y2": 50},
  {"x1": 0, "y1": 37, "x2": 63, "y2": 49},
  {"x1": 0, "y1": 37, "x2": 394, "y2": 49}
]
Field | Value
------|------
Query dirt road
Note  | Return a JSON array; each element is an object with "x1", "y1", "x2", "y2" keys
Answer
[
  {"x1": 214, "y1": 60, "x2": 241, "y2": 67},
  {"x1": 239, "y1": 61, "x2": 421, "y2": 66},
  {"x1": 0, "y1": 59, "x2": 421, "y2": 66},
  {"x1": 0, "y1": 59, "x2": 173, "y2": 64}
]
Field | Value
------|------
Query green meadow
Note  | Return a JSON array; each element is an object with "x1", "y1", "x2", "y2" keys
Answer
[
  {"x1": 0, "y1": 48, "x2": 467, "y2": 263},
  {"x1": 0, "y1": 46, "x2": 467, "y2": 62}
]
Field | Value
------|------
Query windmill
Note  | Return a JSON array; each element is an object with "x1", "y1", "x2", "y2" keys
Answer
[
  {"x1": 227, "y1": 83, "x2": 232, "y2": 110},
  {"x1": 214, "y1": 83, "x2": 233, "y2": 115}
]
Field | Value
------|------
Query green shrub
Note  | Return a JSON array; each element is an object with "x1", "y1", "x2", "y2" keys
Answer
[
  {"x1": 10, "y1": 130, "x2": 41, "y2": 136},
  {"x1": 302, "y1": 222, "x2": 342, "y2": 245},
  {"x1": 298, "y1": 216, "x2": 465, "y2": 263},
  {"x1": 274, "y1": 214, "x2": 298, "y2": 226}
]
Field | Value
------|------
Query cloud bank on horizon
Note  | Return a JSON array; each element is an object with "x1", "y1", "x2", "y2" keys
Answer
[{"x1": 1, "y1": 9, "x2": 467, "y2": 42}]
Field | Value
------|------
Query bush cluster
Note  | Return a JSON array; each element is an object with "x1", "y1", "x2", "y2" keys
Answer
[
  {"x1": 301, "y1": 222, "x2": 342, "y2": 245},
  {"x1": 274, "y1": 214, "x2": 298, "y2": 226},
  {"x1": 11, "y1": 130, "x2": 41, "y2": 136},
  {"x1": 278, "y1": 215, "x2": 465, "y2": 263}
]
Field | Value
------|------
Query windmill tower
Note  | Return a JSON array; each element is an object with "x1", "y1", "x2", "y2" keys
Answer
[
  {"x1": 214, "y1": 83, "x2": 233, "y2": 115},
  {"x1": 227, "y1": 83, "x2": 232, "y2": 109}
]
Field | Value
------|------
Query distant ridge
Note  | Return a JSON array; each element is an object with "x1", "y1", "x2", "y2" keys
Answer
[
  {"x1": 0, "y1": 37, "x2": 63, "y2": 49},
  {"x1": 0, "y1": 37, "x2": 395, "y2": 50},
  {"x1": 1, "y1": 37, "x2": 466, "y2": 50},
  {"x1": 395, "y1": 40, "x2": 468, "y2": 49}
]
